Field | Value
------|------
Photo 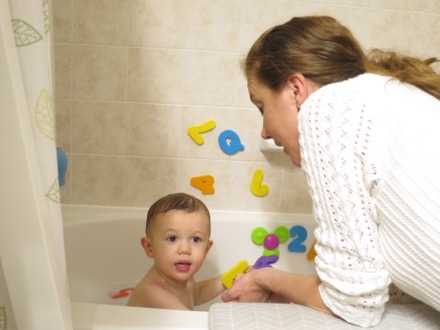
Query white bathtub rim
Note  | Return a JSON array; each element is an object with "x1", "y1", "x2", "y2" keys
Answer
[
  {"x1": 71, "y1": 301, "x2": 209, "y2": 330},
  {"x1": 61, "y1": 203, "x2": 316, "y2": 225}
]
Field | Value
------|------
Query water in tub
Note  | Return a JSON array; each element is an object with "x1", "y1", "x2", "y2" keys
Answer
[{"x1": 62, "y1": 205, "x2": 317, "y2": 312}]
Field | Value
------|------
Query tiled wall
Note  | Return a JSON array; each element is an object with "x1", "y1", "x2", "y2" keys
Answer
[{"x1": 53, "y1": 0, "x2": 440, "y2": 213}]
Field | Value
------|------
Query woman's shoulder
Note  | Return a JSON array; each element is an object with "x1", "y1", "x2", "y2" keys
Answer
[{"x1": 322, "y1": 73, "x2": 391, "y2": 94}]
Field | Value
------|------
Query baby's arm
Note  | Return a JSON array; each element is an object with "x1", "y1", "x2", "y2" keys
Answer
[
  {"x1": 194, "y1": 260, "x2": 250, "y2": 306},
  {"x1": 194, "y1": 275, "x2": 226, "y2": 306},
  {"x1": 128, "y1": 284, "x2": 191, "y2": 310}
]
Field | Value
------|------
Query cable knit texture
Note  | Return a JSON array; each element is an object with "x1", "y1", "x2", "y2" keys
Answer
[{"x1": 299, "y1": 73, "x2": 440, "y2": 327}]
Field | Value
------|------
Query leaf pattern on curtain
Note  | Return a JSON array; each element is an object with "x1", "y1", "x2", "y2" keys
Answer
[
  {"x1": 35, "y1": 88, "x2": 54, "y2": 141},
  {"x1": 11, "y1": 19, "x2": 42, "y2": 46},
  {"x1": 0, "y1": 305, "x2": 6, "y2": 330},
  {"x1": 46, "y1": 177, "x2": 60, "y2": 203},
  {"x1": 43, "y1": 0, "x2": 50, "y2": 35}
]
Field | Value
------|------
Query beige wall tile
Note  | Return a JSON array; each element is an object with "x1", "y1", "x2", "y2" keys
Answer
[
  {"x1": 404, "y1": 0, "x2": 440, "y2": 13},
  {"x1": 128, "y1": 48, "x2": 184, "y2": 104},
  {"x1": 129, "y1": 48, "x2": 241, "y2": 107},
  {"x1": 71, "y1": 101, "x2": 126, "y2": 155},
  {"x1": 55, "y1": 99, "x2": 71, "y2": 152},
  {"x1": 54, "y1": 44, "x2": 71, "y2": 99},
  {"x1": 70, "y1": 154, "x2": 125, "y2": 205},
  {"x1": 130, "y1": 0, "x2": 241, "y2": 51},
  {"x1": 123, "y1": 157, "x2": 179, "y2": 207},
  {"x1": 126, "y1": 103, "x2": 181, "y2": 157},
  {"x1": 72, "y1": 45, "x2": 128, "y2": 101},
  {"x1": 73, "y1": 0, "x2": 130, "y2": 45},
  {"x1": 280, "y1": 167, "x2": 313, "y2": 214},
  {"x1": 352, "y1": 0, "x2": 406, "y2": 10},
  {"x1": 179, "y1": 51, "x2": 240, "y2": 107},
  {"x1": 349, "y1": 8, "x2": 403, "y2": 50},
  {"x1": 52, "y1": 0, "x2": 72, "y2": 43},
  {"x1": 398, "y1": 13, "x2": 440, "y2": 57}
]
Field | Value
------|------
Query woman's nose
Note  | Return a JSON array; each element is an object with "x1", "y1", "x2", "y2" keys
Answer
[{"x1": 261, "y1": 127, "x2": 271, "y2": 140}]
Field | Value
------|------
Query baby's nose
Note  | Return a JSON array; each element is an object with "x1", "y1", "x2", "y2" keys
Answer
[{"x1": 178, "y1": 241, "x2": 191, "y2": 254}]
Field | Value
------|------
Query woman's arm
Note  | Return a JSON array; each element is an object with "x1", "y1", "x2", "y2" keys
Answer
[
  {"x1": 221, "y1": 268, "x2": 333, "y2": 315},
  {"x1": 298, "y1": 78, "x2": 390, "y2": 327}
]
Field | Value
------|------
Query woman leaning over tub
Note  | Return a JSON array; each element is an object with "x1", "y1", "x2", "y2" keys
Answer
[{"x1": 221, "y1": 16, "x2": 440, "y2": 328}]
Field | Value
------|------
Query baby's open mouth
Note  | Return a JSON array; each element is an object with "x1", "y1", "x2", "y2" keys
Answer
[{"x1": 175, "y1": 262, "x2": 191, "y2": 272}]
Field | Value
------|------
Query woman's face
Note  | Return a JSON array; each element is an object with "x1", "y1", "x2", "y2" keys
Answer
[{"x1": 247, "y1": 75, "x2": 302, "y2": 166}]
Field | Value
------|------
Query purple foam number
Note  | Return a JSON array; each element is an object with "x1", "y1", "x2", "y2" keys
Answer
[{"x1": 253, "y1": 254, "x2": 279, "y2": 269}]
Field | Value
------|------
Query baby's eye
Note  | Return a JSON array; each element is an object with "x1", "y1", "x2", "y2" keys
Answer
[
  {"x1": 192, "y1": 236, "x2": 202, "y2": 243},
  {"x1": 167, "y1": 236, "x2": 178, "y2": 242}
]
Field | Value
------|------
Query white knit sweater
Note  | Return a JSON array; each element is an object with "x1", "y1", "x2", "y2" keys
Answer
[{"x1": 299, "y1": 73, "x2": 440, "y2": 327}]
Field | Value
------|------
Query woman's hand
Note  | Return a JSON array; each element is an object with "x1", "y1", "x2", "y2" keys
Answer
[{"x1": 221, "y1": 268, "x2": 272, "y2": 303}]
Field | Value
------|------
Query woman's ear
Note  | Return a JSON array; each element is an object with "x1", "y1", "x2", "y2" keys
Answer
[
  {"x1": 287, "y1": 73, "x2": 316, "y2": 105},
  {"x1": 141, "y1": 237, "x2": 154, "y2": 258}
]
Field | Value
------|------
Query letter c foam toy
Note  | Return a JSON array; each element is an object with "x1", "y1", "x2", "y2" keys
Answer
[
  {"x1": 187, "y1": 120, "x2": 216, "y2": 145},
  {"x1": 250, "y1": 169, "x2": 269, "y2": 197},
  {"x1": 221, "y1": 260, "x2": 249, "y2": 288},
  {"x1": 218, "y1": 129, "x2": 245, "y2": 155}
]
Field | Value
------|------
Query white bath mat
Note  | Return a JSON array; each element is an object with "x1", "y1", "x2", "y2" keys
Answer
[{"x1": 208, "y1": 302, "x2": 440, "y2": 329}]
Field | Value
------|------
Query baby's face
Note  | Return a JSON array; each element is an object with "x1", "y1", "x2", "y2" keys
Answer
[{"x1": 145, "y1": 210, "x2": 212, "y2": 283}]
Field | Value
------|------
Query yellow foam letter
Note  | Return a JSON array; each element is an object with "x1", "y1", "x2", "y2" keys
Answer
[
  {"x1": 221, "y1": 260, "x2": 249, "y2": 288},
  {"x1": 250, "y1": 169, "x2": 269, "y2": 197},
  {"x1": 187, "y1": 120, "x2": 216, "y2": 145}
]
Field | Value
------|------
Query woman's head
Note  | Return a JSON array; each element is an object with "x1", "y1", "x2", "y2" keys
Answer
[{"x1": 244, "y1": 16, "x2": 366, "y2": 91}]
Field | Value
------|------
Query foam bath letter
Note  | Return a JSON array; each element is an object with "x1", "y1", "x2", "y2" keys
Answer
[
  {"x1": 221, "y1": 260, "x2": 249, "y2": 288},
  {"x1": 250, "y1": 169, "x2": 269, "y2": 197},
  {"x1": 110, "y1": 287, "x2": 134, "y2": 299},
  {"x1": 218, "y1": 129, "x2": 245, "y2": 155},
  {"x1": 187, "y1": 120, "x2": 216, "y2": 145},
  {"x1": 253, "y1": 254, "x2": 279, "y2": 269},
  {"x1": 190, "y1": 175, "x2": 215, "y2": 194},
  {"x1": 307, "y1": 241, "x2": 317, "y2": 261}
]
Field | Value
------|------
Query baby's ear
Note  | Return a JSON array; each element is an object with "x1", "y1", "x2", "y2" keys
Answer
[
  {"x1": 205, "y1": 239, "x2": 214, "y2": 255},
  {"x1": 141, "y1": 237, "x2": 154, "y2": 258}
]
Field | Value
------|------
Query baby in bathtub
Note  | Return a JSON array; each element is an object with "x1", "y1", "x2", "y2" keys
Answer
[{"x1": 127, "y1": 192, "x2": 227, "y2": 310}]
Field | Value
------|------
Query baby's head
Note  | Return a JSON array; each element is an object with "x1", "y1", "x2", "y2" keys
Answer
[
  {"x1": 142, "y1": 193, "x2": 213, "y2": 282},
  {"x1": 145, "y1": 192, "x2": 211, "y2": 237}
]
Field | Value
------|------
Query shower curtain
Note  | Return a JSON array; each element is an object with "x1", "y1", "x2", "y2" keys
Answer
[{"x1": 0, "y1": 0, "x2": 71, "y2": 329}]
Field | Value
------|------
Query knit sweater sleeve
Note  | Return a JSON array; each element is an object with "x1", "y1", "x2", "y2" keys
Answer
[{"x1": 299, "y1": 82, "x2": 391, "y2": 327}]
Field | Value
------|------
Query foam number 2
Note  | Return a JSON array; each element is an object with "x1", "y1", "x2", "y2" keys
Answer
[{"x1": 288, "y1": 225, "x2": 307, "y2": 253}]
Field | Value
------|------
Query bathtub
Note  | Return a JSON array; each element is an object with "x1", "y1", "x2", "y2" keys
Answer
[{"x1": 62, "y1": 204, "x2": 318, "y2": 329}]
